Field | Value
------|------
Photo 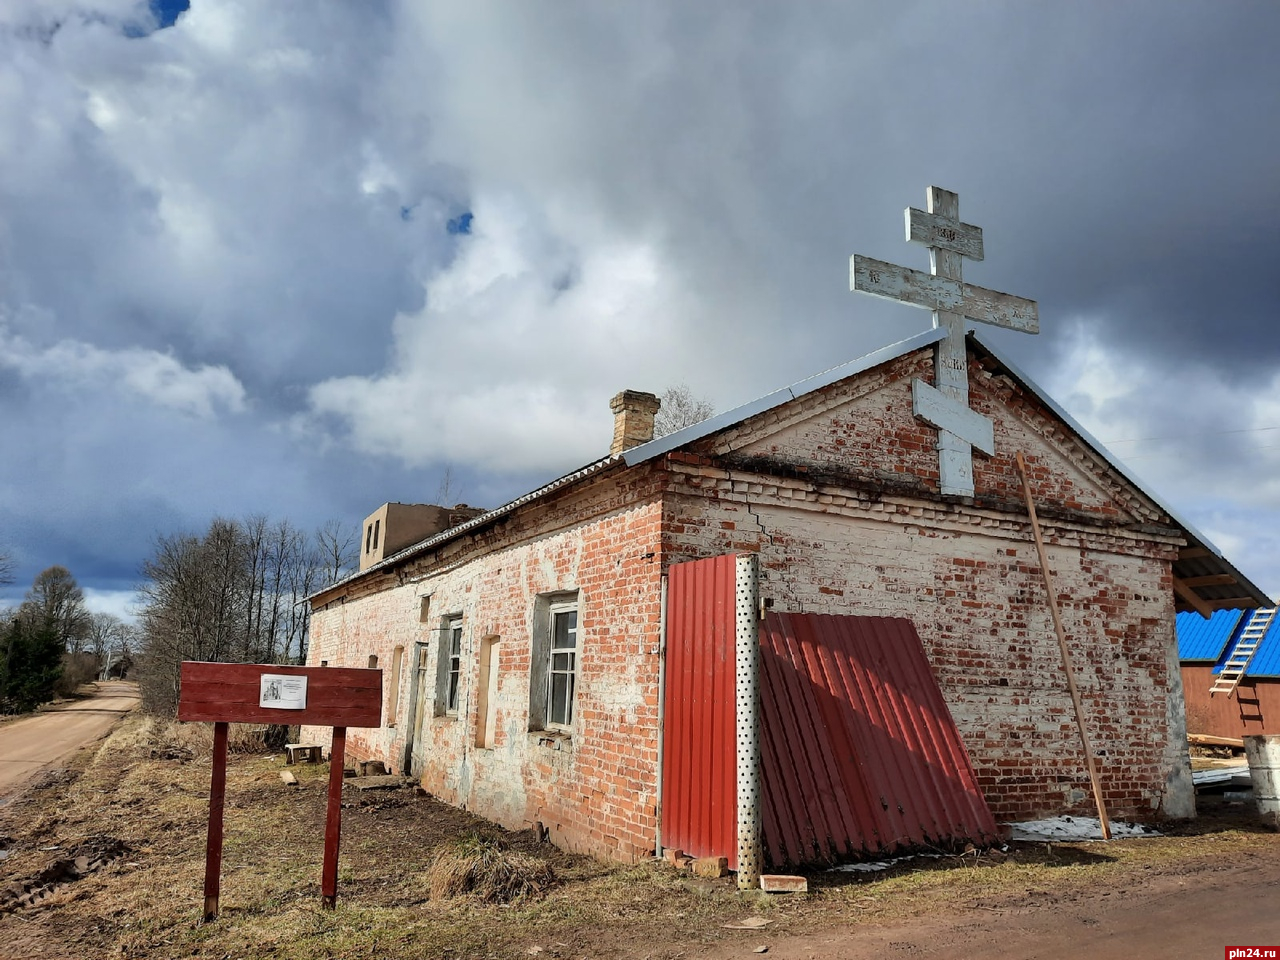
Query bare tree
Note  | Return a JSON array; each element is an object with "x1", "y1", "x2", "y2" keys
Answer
[
  {"x1": 0, "y1": 549, "x2": 14, "y2": 588},
  {"x1": 654, "y1": 384, "x2": 715, "y2": 437},
  {"x1": 21, "y1": 566, "x2": 90, "y2": 654},
  {"x1": 137, "y1": 515, "x2": 358, "y2": 713},
  {"x1": 314, "y1": 519, "x2": 357, "y2": 587}
]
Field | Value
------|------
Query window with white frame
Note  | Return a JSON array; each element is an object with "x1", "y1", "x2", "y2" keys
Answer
[
  {"x1": 547, "y1": 604, "x2": 578, "y2": 728},
  {"x1": 528, "y1": 592, "x2": 581, "y2": 732},
  {"x1": 435, "y1": 614, "x2": 463, "y2": 717}
]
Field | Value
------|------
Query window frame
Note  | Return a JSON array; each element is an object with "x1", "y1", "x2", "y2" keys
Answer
[
  {"x1": 545, "y1": 603, "x2": 578, "y2": 730},
  {"x1": 435, "y1": 613, "x2": 464, "y2": 718}
]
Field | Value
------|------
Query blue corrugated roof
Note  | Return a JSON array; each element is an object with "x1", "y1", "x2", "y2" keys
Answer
[
  {"x1": 1176, "y1": 609, "x2": 1245, "y2": 662},
  {"x1": 1241, "y1": 611, "x2": 1280, "y2": 678},
  {"x1": 1180, "y1": 609, "x2": 1280, "y2": 678}
]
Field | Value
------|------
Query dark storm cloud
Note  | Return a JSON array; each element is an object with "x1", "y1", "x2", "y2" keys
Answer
[{"x1": 1, "y1": 0, "x2": 1277, "y2": 608}]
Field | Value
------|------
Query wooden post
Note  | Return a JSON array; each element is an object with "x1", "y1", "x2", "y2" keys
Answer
[
  {"x1": 1015, "y1": 452, "x2": 1112, "y2": 840},
  {"x1": 321, "y1": 727, "x2": 346, "y2": 909},
  {"x1": 202, "y1": 720, "x2": 229, "y2": 921}
]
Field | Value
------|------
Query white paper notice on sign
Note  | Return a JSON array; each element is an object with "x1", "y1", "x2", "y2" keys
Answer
[{"x1": 259, "y1": 674, "x2": 307, "y2": 710}]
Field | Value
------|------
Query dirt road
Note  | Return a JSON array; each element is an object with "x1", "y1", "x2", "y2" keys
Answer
[
  {"x1": 710, "y1": 857, "x2": 1280, "y2": 960},
  {"x1": 0, "y1": 682, "x2": 139, "y2": 800}
]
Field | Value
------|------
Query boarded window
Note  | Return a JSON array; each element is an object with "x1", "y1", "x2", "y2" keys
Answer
[
  {"x1": 475, "y1": 636, "x2": 501, "y2": 749},
  {"x1": 387, "y1": 645, "x2": 405, "y2": 727}
]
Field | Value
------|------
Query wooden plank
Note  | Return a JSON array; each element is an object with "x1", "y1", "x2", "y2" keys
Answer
[
  {"x1": 1188, "y1": 733, "x2": 1245, "y2": 748},
  {"x1": 178, "y1": 662, "x2": 382, "y2": 727},
  {"x1": 1178, "y1": 547, "x2": 1213, "y2": 560},
  {"x1": 850, "y1": 255, "x2": 1039, "y2": 334},
  {"x1": 321, "y1": 727, "x2": 347, "y2": 909},
  {"x1": 202, "y1": 721, "x2": 228, "y2": 922},
  {"x1": 179, "y1": 662, "x2": 382, "y2": 688},
  {"x1": 1015, "y1": 452, "x2": 1111, "y2": 841},
  {"x1": 912, "y1": 378, "x2": 995, "y2": 455},
  {"x1": 1178, "y1": 574, "x2": 1238, "y2": 588},
  {"x1": 1172, "y1": 576, "x2": 1214, "y2": 620},
  {"x1": 1210, "y1": 597, "x2": 1259, "y2": 609},
  {"x1": 905, "y1": 206, "x2": 984, "y2": 261},
  {"x1": 180, "y1": 702, "x2": 381, "y2": 727}
]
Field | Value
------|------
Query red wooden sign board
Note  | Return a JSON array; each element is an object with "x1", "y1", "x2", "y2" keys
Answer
[{"x1": 178, "y1": 662, "x2": 382, "y2": 920}]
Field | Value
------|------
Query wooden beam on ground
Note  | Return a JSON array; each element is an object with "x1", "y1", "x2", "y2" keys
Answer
[
  {"x1": 1178, "y1": 574, "x2": 1238, "y2": 589},
  {"x1": 1015, "y1": 451, "x2": 1112, "y2": 841},
  {"x1": 1188, "y1": 733, "x2": 1245, "y2": 749},
  {"x1": 1172, "y1": 576, "x2": 1214, "y2": 621}
]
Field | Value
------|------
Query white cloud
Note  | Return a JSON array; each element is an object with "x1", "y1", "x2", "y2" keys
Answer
[
  {"x1": 307, "y1": 192, "x2": 686, "y2": 473},
  {"x1": 1043, "y1": 321, "x2": 1280, "y2": 600},
  {"x1": 0, "y1": 322, "x2": 247, "y2": 419},
  {"x1": 83, "y1": 587, "x2": 141, "y2": 623}
]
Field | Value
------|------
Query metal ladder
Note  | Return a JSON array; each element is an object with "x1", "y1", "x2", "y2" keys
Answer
[{"x1": 1210, "y1": 607, "x2": 1277, "y2": 698}]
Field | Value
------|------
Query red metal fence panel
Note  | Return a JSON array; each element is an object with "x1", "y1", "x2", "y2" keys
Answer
[
  {"x1": 661, "y1": 555, "x2": 738, "y2": 867},
  {"x1": 759, "y1": 612, "x2": 999, "y2": 866}
]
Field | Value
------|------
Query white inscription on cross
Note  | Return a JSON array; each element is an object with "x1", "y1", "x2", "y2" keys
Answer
[{"x1": 850, "y1": 187, "x2": 1038, "y2": 497}]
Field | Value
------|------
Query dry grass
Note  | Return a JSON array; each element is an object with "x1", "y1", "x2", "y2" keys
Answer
[
  {"x1": 423, "y1": 833, "x2": 556, "y2": 903},
  {"x1": 2, "y1": 712, "x2": 1280, "y2": 960}
]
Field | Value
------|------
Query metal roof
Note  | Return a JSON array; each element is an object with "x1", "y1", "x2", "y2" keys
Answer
[
  {"x1": 317, "y1": 326, "x2": 1271, "y2": 612},
  {"x1": 1176, "y1": 609, "x2": 1245, "y2": 662},
  {"x1": 1179, "y1": 608, "x2": 1280, "y2": 678},
  {"x1": 1227, "y1": 610, "x2": 1280, "y2": 679},
  {"x1": 622, "y1": 328, "x2": 948, "y2": 467},
  {"x1": 309, "y1": 456, "x2": 617, "y2": 600}
]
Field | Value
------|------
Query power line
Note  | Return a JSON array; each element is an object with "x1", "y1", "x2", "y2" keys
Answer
[
  {"x1": 1104, "y1": 425, "x2": 1279, "y2": 445},
  {"x1": 1116, "y1": 442, "x2": 1280, "y2": 461}
]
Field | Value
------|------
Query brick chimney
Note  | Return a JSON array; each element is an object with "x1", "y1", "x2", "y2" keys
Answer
[{"x1": 609, "y1": 390, "x2": 661, "y2": 455}]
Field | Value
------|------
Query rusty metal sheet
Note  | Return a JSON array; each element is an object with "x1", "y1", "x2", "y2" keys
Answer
[
  {"x1": 758, "y1": 612, "x2": 999, "y2": 866},
  {"x1": 661, "y1": 555, "x2": 738, "y2": 867}
]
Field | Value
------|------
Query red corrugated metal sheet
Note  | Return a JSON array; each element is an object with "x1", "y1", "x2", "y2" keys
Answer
[
  {"x1": 759, "y1": 612, "x2": 999, "y2": 866},
  {"x1": 661, "y1": 555, "x2": 738, "y2": 867}
]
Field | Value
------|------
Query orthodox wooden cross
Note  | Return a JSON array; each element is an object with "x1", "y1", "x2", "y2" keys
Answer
[{"x1": 850, "y1": 187, "x2": 1038, "y2": 497}]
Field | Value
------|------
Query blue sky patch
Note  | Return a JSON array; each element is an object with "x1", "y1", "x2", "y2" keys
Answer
[{"x1": 446, "y1": 212, "x2": 473, "y2": 235}]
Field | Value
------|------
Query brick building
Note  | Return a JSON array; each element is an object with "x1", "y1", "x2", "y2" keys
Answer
[{"x1": 304, "y1": 328, "x2": 1269, "y2": 864}]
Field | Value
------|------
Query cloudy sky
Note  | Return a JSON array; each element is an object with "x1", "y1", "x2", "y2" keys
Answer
[{"x1": 1, "y1": 0, "x2": 1278, "y2": 618}]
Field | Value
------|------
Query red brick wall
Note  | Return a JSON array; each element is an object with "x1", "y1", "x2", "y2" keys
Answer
[
  {"x1": 306, "y1": 469, "x2": 667, "y2": 863},
  {"x1": 659, "y1": 347, "x2": 1191, "y2": 821}
]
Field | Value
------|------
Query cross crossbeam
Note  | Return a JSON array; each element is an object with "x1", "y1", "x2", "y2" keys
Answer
[
  {"x1": 851, "y1": 255, "x2": 1039, "y2": 334},
  {"x1": 849, "y1": 187, "x2": 1039, "y2": 497}
]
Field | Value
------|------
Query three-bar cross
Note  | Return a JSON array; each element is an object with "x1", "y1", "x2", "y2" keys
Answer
[{"x1": 850, "y1": 187, "x2": 1038, "y2": 497}]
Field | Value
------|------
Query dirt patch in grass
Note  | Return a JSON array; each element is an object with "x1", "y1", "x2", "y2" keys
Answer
[{"x1": 1, "y1": 713, "x2": 1279, "y2": 959}]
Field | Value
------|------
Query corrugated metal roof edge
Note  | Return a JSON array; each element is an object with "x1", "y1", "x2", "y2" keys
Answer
[
  {"x1": 621, "y1": 328, "x2": 949, "y2": 467},
  {"x1": 308, "y1": 456, "x2": 619, "y2": 601},
  {"x1": 970, "y1": 334, "x2": 1272, "y2": 609}
]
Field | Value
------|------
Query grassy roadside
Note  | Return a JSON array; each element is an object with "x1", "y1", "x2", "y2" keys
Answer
[{"x1": 1, "y1": 712, "x2": 1277, "y2": 960}]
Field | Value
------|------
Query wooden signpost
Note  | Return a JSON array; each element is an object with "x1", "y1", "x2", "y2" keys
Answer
[
  {"x1": 177, "y1": 662, "x2": 382, "y2": 920},
  {"x1": 850, "y1": 187, "x2": 1039, "y2": 497}
]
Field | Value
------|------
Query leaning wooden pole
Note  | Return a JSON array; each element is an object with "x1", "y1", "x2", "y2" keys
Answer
[{"x1": 1015, "y1": 452, "x2": 1112, "y2": 840}]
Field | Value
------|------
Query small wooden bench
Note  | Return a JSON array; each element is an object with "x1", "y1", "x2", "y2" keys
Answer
[{"x1": 285, "y1": 743, "x2": 323, "y2": 764}]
